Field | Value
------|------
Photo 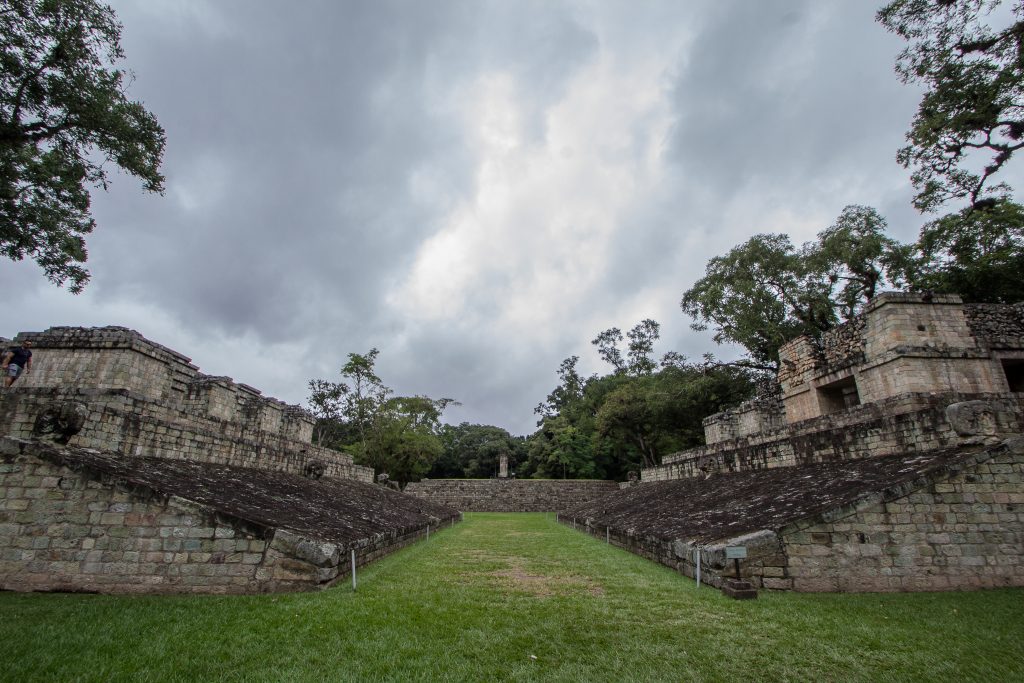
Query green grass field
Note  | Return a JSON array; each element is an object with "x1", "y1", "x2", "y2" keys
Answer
[{"x1": 1, "y1": 512, "x2": 1022, "y2": 682}]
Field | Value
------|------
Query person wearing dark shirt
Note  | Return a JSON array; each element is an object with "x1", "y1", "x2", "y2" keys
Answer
[{"x1": 2, "y1": 340, "x2": 32, "y2": 387}]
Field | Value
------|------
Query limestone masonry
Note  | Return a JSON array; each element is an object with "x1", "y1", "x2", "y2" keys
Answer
[
  {"x1": 567, "y1": 293, "x2": 1024, "y2": 592},
  {"x1": 0, "y1": 326, "x2": 459, "y2": 594},
  {"x1": 404, "y1": 478, "x2": 620, "y2": 512}
]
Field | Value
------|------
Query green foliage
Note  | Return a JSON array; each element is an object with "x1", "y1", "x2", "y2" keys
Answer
[
  {"x1": 878, "y1": 0, "x2": 1024, "y2": 211},
  {"x1": 905, "y1": 197, "x2": 1024, "y2": 302},
  {"x1": 432, "y1": 423, "x2": 524, "y2": 479},
  {"x1": 681, "y1": 206, "x2": 907, "y2": 368},
  {"x1": 811, "y1": 205, "x2": 911, "y2": 318},
  {"x1": 681, "y1": 233, "x2": 831, "y2": 368},
  {"x1": 590, "y1": 319, "x2": 663, "y2": 376},
  {"x1": 363, "y1": 396, "x2": 452, "y2": 485},
  {"x1": 0, "y1": 0, "x2": 165, "y2": 292},
  {"x1": 307, "y1": 350, "x2": 455, "y2": 486},
  {"x1": 306, "y1": 378, "x2": 347, "y2": 447},
  {"x1": 526, "y1": 321, "x2": 759, "y2": 479},
  {"x1": 594, "y1": 363, "x2": 756, "y2": 469}
]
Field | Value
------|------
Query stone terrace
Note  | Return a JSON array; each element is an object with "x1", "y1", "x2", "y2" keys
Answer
[
  {"x1": 0, "y1": 326, "x2": 372, "y2": 482},
  {"x1": 563, "y1": 441, "x2": 1024, "y2": 592},
  {"x1": 0, "y1": 438, "x2": 459, "y2": 594}
]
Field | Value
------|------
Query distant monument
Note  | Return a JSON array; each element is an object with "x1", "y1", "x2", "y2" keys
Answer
[{"x1": 498, "y1": 453, "x2": 509, "y2": 478}]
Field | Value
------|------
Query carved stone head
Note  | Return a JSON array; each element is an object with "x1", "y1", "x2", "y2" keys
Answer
[
  {"x1": 303, "y1": 460, "x2": 326, "y2": 480},
  {"x1": 33, "y1": 402, "x2": 88, "y2": 445}
]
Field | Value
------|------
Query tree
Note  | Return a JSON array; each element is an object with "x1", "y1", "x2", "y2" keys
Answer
[
  {"x1": 680, "y1": 233, "x2": 834, "y2": 369},
  {"x1": 306, "y1": 378, "x2": 347, "y2": 446},
  {"x1": 534, "y1": 355, "x2": 586, "y2": 421},
  {"x1": 367, "y1": 395, "x2": 455, "y2": 486},
  {"x1": 879, "y1": 0, "x2": 1024, "y2": 211},
  {"x1": 594, "y1": 363, "x2": 756, "y2": 469},
  {"x1": 590, "y1": 328, "x2": 625, "y2": 373},
  {"x1": 1, "y1": 0, "x2": 165, "y2": 292},
  {"x1": 307, "y1": 349, "x2": 457, "y2": 486},
  {"x1": 626, "y1": 319, "x2": 660, "y2": 376},
  {"x1": 590, "y1": 319, "x2": 662, "y2": 376},
  {"x1": 907, "y1": 196, "x2": 1024, "y2": 301},
  {"x1": 433, "y1": 422, "x2": 521, "y2": 478},
  {"x1": 338, "y1": 348, "x2": 389, "y2": 451},
  {"x1": 810, "y1": 205, "x2": 910, "y2": 318},
  {"x1": 681, "y1": 206, "x2": 908, "y2": 368}
]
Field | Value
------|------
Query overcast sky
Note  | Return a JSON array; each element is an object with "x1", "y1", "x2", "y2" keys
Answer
[{"x1": 2, "y1": 1, "x2": 939, "y2": 435}]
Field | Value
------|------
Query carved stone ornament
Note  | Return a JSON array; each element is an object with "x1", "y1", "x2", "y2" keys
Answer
[
  {"x1": 946, "y1": 401, "x2": 998, "y2": 437},
  {"x1": 33, "y1": 402, "x2": 88, "y2": 444},
  {"x1": 303, "y1": 460, "x2": 326, "y2": 480}
]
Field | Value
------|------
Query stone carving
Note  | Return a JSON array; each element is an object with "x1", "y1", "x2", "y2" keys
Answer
[
  {"x1": 32, "y1": 402, "x2": 88, "y2": 445},
  {"x1": 946, "y1": 401, "x2": 998, "y2": 437},
  {"x1": 303, "y1": 460, "x2": 325, "y2": 480},
  {"x1": 377, "y1": 473, "x2": 400, "y2": 490}
]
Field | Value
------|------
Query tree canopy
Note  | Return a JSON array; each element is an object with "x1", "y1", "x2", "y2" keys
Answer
[
  {"x1": 879, "y1": 0, "x2": 1024, "y2": 211},
  {"x1": 0, "y1": 0, "x2": 165, "y2": 292},
  {"x1": 523, "y1": 320, "x2": 759, "y2": 479},
  {"x1": 307, "y1": 349, "x2": 456, "y2": 487},
  {"x1": 681, "y1": 206, "x2": 907, "y2": 368},
  {"x1": 905, "y1": 197, "x2": 1024, "y2": 302},
  {"x1": 431, "y1": 423, "x2": 525, "y2": 479}
]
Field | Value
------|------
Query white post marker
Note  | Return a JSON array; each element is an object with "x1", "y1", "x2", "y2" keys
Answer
[
  {"x1": 351, "y1": 549, "x2": 357, "y2": 591},
  {"x1": 606, "y1": 526, "x2": 610, "y2": 544},
  {"x1": 695, "y1": 548, "x2": 701, "y2": 588}
]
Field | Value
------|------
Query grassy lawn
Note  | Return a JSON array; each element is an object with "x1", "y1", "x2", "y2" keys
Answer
[{"x1": 1, "y1": 512, "x2": 1022, "y2": 682}]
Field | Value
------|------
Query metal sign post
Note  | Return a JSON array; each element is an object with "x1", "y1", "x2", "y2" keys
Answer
[
  {"x1": 351, "y1": 549, "x2": 357, "y2": 591},
  {"x1": 725, "y1": 545, "x2": 747, "y2": 580}
]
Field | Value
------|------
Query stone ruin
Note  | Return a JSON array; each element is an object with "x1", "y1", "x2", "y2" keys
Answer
[
  {"x1": 404, "y1": 478, "x2": 620, "y2": 512},
  {"x1": 0, "y1": 326, "x2": 459, "y2": 594},
  {"x1": 564, "y1": 293, "x2": 1024, "y2": 592}
]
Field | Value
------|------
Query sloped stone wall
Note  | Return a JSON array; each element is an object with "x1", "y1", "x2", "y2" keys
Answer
[
  {"x1": 0, "y1": 440, "x2": 458, "y2": 594},
  {"x1": 568, "y1": 444, "x2": 1024, "y2": 592},
  {"x1": 776, "y1": 447, "x2": 1024, "y2": 592},
  {"x1": 404, "y1": 479, "x2": 619, "y2": 512}
]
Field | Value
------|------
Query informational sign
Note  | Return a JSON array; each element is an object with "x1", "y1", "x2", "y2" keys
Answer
[{"x1": 725, "y1": 546, "x2": 747, "y2": 560}]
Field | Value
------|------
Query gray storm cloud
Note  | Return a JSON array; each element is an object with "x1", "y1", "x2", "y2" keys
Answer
[{"x1": 2, "y1": 1, "x2": 925, "y2": 435}]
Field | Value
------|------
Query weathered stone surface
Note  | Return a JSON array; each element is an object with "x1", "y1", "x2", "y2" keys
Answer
[
  {"x1": 32, "y1": 401, "x2": 88, "y2": 444},
  {"x1": 946, "y1": 401, "x2": 999, "y2": 437},
  {"x1": 404, "y1": 478, "x2": 619, "y2": 512},
  {"x1": 0, "y1": 326, "x2": 373, "y2": 483},
  {"x1": 0, "y1": 440, "x2": 460, "y2": 594},
  {"x1": 565, "y1": 443, "x2": 1024, "y2": 592},
  {"x1": 572, "y1": 448, "x2": 986, "y2": 545}
]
